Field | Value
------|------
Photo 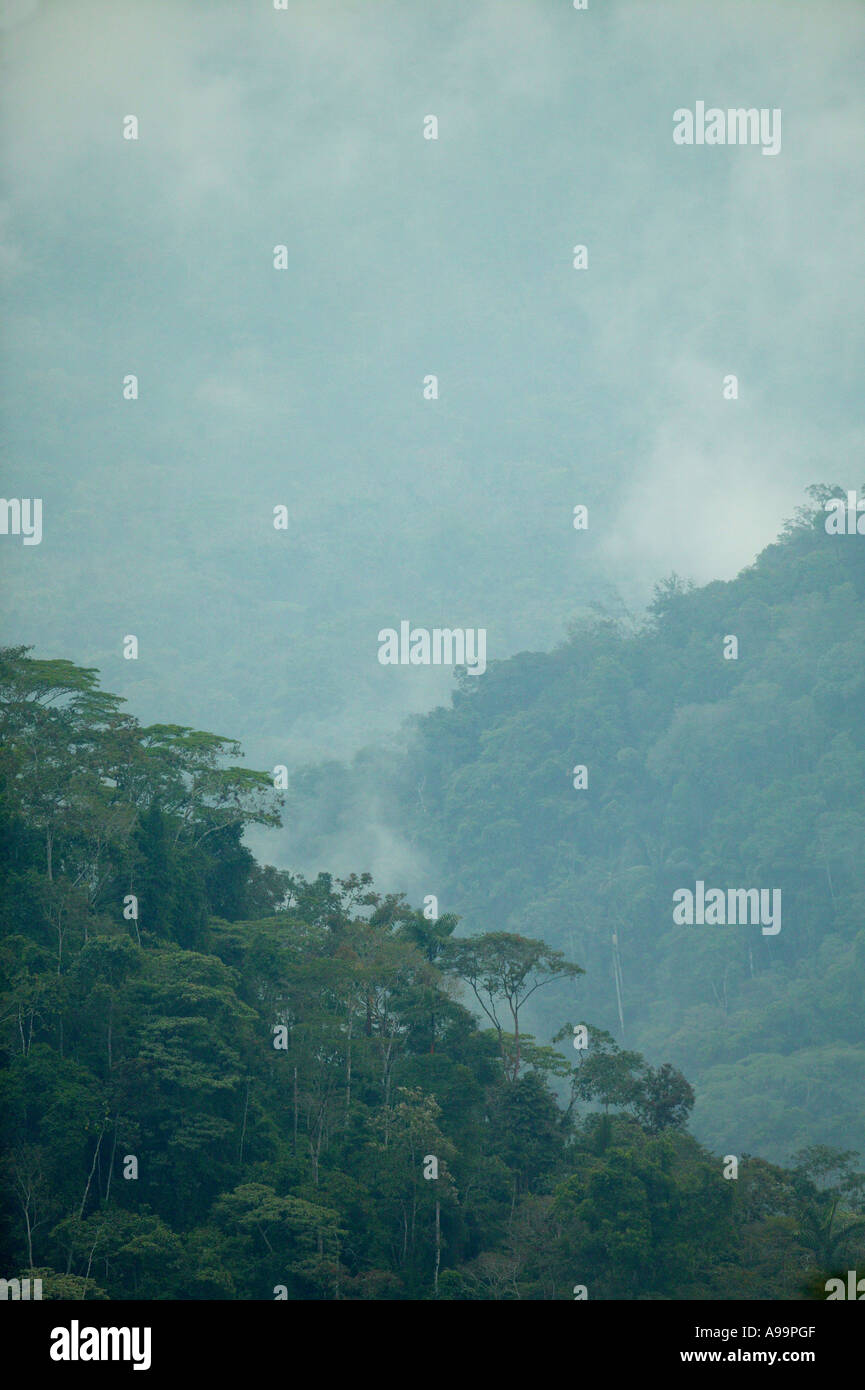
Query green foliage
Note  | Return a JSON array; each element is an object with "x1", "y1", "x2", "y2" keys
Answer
[
  {"x1": 1, "y1": 640, "x2": 862, "y2": 1299},
  {"x1": 287, "y1": 500, "x2": 865, "y2": 1162}
]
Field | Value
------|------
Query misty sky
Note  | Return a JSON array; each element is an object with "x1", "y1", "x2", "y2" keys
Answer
[{"x1": 2, "y1": 0, "x2": 864, "y2": 811}]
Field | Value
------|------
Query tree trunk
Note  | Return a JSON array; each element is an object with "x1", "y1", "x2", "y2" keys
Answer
[
  {"x1": 513, "y1": 1009, "x2": 520, "y2": 1080},
  {"x1": 292, "y1": 1066, "x2": 298, "y2": 1156},
  {"x1": 23, "y1": 1200, "x2": 33, "y2": 1268},
  {"x1": 344, "y1": 1005, "x2": 353, "y2": 1129},
  {"x1": 83, "y1": 1221, "x2": 104, "y2": 1298},
  {"x1": 238, "y1": 1077, "x2": 251, "y2": 1166},
  {"x1": 78, "y1": 1132, "x2": 103, "y2": 1220},
  {"x1": 309, "y1": 1102, "x2": 325, "y2": 1187},
  {"x1": 104, "y1": 1122, "x2": 117, "y2": 1205}
]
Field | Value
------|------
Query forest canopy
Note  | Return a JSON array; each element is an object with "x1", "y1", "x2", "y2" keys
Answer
[
  {"x1": 1, "y1": 587, "x2": 864, "y2": 1298},
  {"x1": 282, "y1": 489, "x2": 865, "y2": 1166}
]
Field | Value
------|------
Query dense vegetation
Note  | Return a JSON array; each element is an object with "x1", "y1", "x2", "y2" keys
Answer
[
  {"x1": 285, "y1": 487, "x2": 865, "y2": 1165},
  {"x1": 1, "y1": 620, "x2": 864, "y2": 1299}
]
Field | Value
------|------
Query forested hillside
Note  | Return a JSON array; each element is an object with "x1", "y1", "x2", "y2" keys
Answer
[
  {"x1": 3, "y1": 639, "x2": 864, "y2": 1299},
  {"x1": 284, "y1": 488, "x2": 865, "y2": 1164}
]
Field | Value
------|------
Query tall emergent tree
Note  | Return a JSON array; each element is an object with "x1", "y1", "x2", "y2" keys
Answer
[{"x1": 443, "y1": 932, "x2": 583, "y2": 1080}]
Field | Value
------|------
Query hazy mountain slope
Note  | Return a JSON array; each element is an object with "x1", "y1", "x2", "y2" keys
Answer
[{"x1": 283, "y1": 492, "x2": 865, "y2": 1162}]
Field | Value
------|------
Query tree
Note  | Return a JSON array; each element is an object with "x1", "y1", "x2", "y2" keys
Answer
[
  {"x1": 443, "y1": 933, "x2": 583, "y2": 1080},
  {"x1": 634, "y1": 1062, "x2": 695, "y2": 1134},
  {"x1": 569, "y1": 1027, "x2": 646, "y2": 1115}
]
